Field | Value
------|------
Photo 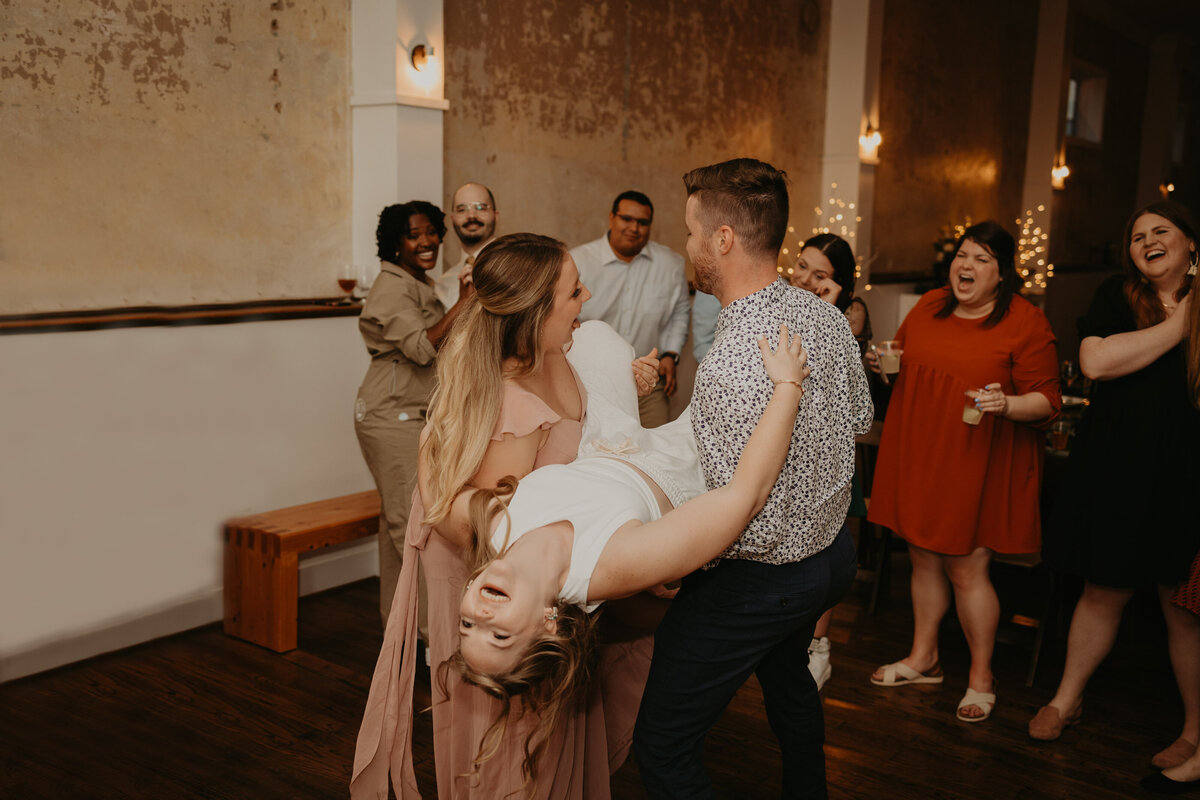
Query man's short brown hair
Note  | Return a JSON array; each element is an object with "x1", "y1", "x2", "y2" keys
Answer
[{"x1": 683, "y1": 158, "x2": 789, "y2": 260}]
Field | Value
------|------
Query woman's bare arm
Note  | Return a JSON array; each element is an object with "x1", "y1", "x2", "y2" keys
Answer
[
  {"x1": 973, "y1": 384, "x2": 1054, "y2": 423},
  {"x1": 1080, "y1": 294, "x2": 1189, "y2": 380},
  {"x1": 589, "y1": 326, "x2": 808, "y2": 599}
]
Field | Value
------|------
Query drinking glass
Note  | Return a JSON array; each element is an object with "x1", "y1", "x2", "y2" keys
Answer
[
  {"x1": 337, "y1": 264, "x2": 359, "y2": 303},
  {"x1": 1060, "y1": 360, "x2": 1079, "y2": 393}
]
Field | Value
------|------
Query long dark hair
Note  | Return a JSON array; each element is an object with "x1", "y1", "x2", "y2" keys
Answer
[
  {"x1": 934, "y1": 220, "x2": 1019, "y2": 328},
  {"x1": 1122, "y1": 201, "x2": 1197, "y2": 330},
  {"x1": 802, "y1": 233, "x2": 857, "y2": 311}
]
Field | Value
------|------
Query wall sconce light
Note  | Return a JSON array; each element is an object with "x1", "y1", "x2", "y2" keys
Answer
[
  {"x1": 858, "y1": 126, "x2": 882, "y2": 164},
  {"x1": 411, "y1": 43, "x2": 434, "y2": 72},
  {"x1": 1051, "y1": 161, "x2": 1071, "y2": 190}
]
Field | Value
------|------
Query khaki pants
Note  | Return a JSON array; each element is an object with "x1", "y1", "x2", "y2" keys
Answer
[
  {"x1": 638, "y1": 382, "x2": 670, "y2": 428},
  {"x1": 354, "y1": 414, "x2": 428, "y2": 637}
]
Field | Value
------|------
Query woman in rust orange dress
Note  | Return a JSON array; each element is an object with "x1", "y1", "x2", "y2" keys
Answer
[{"x1": 866, "y1": 221, "x2": 1060, "y2": 723}]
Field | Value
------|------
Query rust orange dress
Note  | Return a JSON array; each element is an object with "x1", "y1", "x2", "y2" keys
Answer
[
  {"x1": 352, "y1": 372, "x2": 651, "y2": 800},
  {"x1": 868, "y1": 289, "x2": 1061, "y2": 555}
]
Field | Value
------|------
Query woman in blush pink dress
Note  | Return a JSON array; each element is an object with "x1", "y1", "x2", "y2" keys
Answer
[{"x1": 351, "y1": 233, "x2": 660, "y2": 800}]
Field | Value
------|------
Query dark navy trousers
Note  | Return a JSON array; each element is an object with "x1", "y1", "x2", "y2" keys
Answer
[{"x1": 633, "y1": 526, "x2": 856, "y2": 799}]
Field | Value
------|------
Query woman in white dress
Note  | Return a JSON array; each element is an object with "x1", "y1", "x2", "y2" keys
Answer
[{"x1": 438, "y1": 320, "x2": 810, "y2": 781}]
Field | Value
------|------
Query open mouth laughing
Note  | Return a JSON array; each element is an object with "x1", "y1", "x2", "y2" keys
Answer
[{"x1": 480, "y1": 584, "x2": 510, "y2": 602}]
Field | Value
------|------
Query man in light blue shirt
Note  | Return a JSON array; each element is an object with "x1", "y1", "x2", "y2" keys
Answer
[
  {"x1": 690, "y1": 289, "x2": 721, "y2": 363},
  {"x1": 571, "y1": 190, "x2": 690, "y2": 427}
]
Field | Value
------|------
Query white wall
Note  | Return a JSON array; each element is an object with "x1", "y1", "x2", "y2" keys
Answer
[
  {"x1": 0, "y1": 318, "x2": 375, "y2": 681},
  {"x1": 859, "y1": 281, "x2": 918, "y2": 341},
  {"x1": 0, "y1": 0, "x2": 447, "y2": 683}
]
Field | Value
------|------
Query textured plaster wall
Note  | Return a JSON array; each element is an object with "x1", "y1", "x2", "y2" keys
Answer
[
  {"x1": 0, "y1": 0, "x2": 350, "y2": 313},
  {"x1": 442, "y1": 0, "x2": 829, "y2": 270},
  {"x1": 870, "y1": 0, "x2": 1038, "y2": 276}
]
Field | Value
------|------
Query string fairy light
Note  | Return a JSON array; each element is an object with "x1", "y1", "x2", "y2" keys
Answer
[
  {"x1": 779, "y1": 182, "x2": 868, "y2": 281},
  {"x1": 1016, "y1": 204, "x2": 1053, "y2": 295}
]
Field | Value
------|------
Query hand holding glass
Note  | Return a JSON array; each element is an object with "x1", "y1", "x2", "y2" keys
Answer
[{"x1": 877, "y1": 340, "x2": 902, "y2": 378}]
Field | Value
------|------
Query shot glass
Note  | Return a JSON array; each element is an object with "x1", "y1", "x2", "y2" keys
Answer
[{"x1": 963, "y1": 390, "x2": 983, "y2": 425}]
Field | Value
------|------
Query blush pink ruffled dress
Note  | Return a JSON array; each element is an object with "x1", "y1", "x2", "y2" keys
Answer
[{"x1": 351, "y1": 368, "x2": 652, "y2": 800}]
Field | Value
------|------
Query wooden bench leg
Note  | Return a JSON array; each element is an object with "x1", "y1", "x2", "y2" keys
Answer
[{"x1": 224, "y1": 530, "x2": 299, "y2": 652}]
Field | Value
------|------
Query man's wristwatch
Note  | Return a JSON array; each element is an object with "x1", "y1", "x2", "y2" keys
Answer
[{"x1": 661, "y1": 351, "x2": 680, "y2": 365}]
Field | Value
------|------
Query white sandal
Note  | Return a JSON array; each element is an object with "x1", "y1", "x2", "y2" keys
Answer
[
  {"x1": 869, "y1": 661, "x2": 944, "y2": 687},
  {"x1": 956, "y1": 687, "x2": 996, "y2": 723}
]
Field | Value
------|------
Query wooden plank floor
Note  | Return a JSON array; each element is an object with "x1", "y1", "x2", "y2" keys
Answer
[{"x1": 0, "y1": 557, "x2": 1183, "y2": 799}]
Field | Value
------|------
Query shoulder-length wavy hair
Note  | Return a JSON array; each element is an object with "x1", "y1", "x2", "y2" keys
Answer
[
  {"x1": 933, "y1": 220, "x2": 1019, "y2": 328},
  {"x1": 1122, "y1": 201, "x2": 1197, "y2": 332},
  {"x1": 420, "y1": 233, "x2": 568, "y2": 525}
]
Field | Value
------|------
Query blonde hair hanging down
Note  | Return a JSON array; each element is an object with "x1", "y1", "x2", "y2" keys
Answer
[
  {"x1": 433, "y1": 477, "x2": 600, "y2": 796},
  {"x1": 421, "y1": 233, "x2": 568, "y2": 525}
]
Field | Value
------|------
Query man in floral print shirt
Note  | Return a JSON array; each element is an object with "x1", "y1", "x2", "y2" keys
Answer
[{"x1": 634, "y1": 158, "x2": 872, "y2": 800}]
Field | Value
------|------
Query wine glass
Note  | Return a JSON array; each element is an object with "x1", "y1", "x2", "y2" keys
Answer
[
  {"x1": 1060, "y1": 360, "x2": 1079, "y2": 393},
  {"x1": 337, "y1": 264, "x2": 358, "y2": 303}
]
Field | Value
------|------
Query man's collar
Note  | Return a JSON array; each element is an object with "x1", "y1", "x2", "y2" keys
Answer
[
  {"x1": 605, "y1": 234, "x2": 646, "y2": 265},
  {"x1": 462, "y1": 237, "x2": 494, "y2": 259}
]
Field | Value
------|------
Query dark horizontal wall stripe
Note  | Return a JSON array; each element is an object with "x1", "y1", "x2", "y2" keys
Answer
[{"x1": 0, "y1": 300, "x2": 362, "y2": 336}]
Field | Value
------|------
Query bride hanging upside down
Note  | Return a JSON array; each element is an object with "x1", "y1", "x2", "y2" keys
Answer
[{"x1": 437, "y1": 320, "x2": 809, "y2": 780}]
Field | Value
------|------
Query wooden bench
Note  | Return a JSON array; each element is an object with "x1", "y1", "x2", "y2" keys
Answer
[{"x1": 223, "y1": 490, "x2": 380, "y2": 651}]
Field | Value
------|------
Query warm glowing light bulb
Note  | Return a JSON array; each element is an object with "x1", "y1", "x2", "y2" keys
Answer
[
  {"x1": 858, "y1": 129, "x2": 882, "y2": 163},
  {"x1": 1051, "y1": 163, "x2": 1071, "y2": 189}
]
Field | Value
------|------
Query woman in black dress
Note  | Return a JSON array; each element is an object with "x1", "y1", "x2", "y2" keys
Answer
[{"x1": 1029, "y1": 203, "x2": 1200, "y2": 770}]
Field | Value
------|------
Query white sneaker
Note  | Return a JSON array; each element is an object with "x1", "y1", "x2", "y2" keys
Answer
[{"x1": 807, "y1": 637, "x2": 831, "y2": 691}]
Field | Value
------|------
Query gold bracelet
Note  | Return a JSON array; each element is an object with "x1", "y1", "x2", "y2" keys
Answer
[{"x1": 772, "y1": 379, "x2": 803, "y2": 389}]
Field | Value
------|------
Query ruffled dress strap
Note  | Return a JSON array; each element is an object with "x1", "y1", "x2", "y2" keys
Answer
[
  {"x1": 494, "y1": 372, "x2": 587, "y2": 468},
  {"x1": 492, "y1": 382, "x2": 562, "y2": 441}
]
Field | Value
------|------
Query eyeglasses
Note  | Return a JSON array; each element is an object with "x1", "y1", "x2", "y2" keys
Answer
[{"x1": 453, "y1": 202, "x2": 492, "y2": 214}]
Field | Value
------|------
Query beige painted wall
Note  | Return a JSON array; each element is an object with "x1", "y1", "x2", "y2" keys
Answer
[
  {"x1": 0, "y1": 0, "x2": 350, "y2": 314},
  {"x1": 442, "y1": 0, "x2": 830, "y2": 270}
]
